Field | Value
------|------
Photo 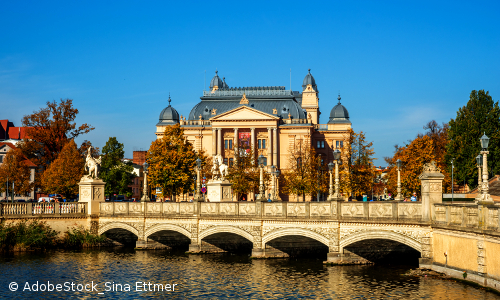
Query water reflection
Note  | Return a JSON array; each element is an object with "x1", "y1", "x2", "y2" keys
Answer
[{"x1": 0, "y1": 249, "x2": 499, "y2": 299}]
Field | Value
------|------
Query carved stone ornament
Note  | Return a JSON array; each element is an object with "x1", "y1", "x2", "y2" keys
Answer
[
  {"x1": 422, "y1": 161, "x2": 441, "y2": 173},
  {"x1": 240, "y1": 93, "x2": 249, "y2": 105}
]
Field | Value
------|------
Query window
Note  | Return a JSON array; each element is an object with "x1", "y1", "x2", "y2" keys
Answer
[
  {"x1": 229, "y1": 158, "x2": 234, "y2": 167},
  {"x1": 297, "y1": 158, "x2": 302, "y2": 168},
  {"x1": 225, "y1": 139, "x2": 233, "y2": 149},
  {"x1": 317, "y1": 140, "x2": 325, "y2": 149},
  {"x1": 258, "y1": 139, "x2": 266, "y2": 149},
  {"x1": 224, "y1": 158, "x2": 228, "y2": 165},
  {"x1": 263, "y1": 157, "x2": 267, "y2": 166},
  {"x1": 0, "y1": 155, "x2": 3, "y2": 163}
]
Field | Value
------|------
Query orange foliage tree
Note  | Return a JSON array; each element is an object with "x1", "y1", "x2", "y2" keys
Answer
[
  {"x1": 0, "y1": 148, "x2": 34, "y2": 200},
  {"x1": 20, "y1": 99, "x2": 94, "y2": 192},
  {"x1": 41, "y1": 140, "x2": 84, "y2": 198},
  {"x1": 282, "y1": 139, "x2": 323, "y2": 201},
  {"x1": 385, "y1": 135, "x2": 435, "y2": 198},
  {"x1": 146, "y1": 124, "x2": 205, "y2": 201}
]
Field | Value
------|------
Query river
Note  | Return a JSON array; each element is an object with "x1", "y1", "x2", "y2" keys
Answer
[{"x1": 1, "y1": 248, "x2": 499, "y2": 299}]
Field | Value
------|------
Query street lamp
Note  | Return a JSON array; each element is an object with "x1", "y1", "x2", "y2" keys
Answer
[
  {"x1": 327, "y1": 162, "x2": 334, "y2": 200},
  {"x1": 476, "y1": 154, "x2": 482, "y2": 195},
  {"x1": 451, "y1": 158, "x2": 454, "y2": 203},
  {"x1": 332, "y1": 149, "x2": 340, "y2": 200},
  {"x1": 195, "y1": 158, "x2": 202, "y2": 202},
  {"x1": 395, "y1": 159, "x2": 403, "y2": 201},
  {"x1": 141, "y1": 161, "x2": 150, "y2": 202},
  {"x1": 257, "y1": 155, "x2": 266, "y2": 201},
  {"x1": 477, "y1": 133, "x2": 493, "y2": 204}
]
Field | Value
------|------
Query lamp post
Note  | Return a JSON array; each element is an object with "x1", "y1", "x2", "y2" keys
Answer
[
  {"x1": 195, "y1": 158, "x2": 202, "y2": 202},
  {"x1": 451, "y1": 158, "x2": 454, "y2": 203},
  {"x1": 141, "y1": 161, "x2": 150, "y2": 202},
  {"x1": 395, "y1": 159, "x2": 403, "y2": 201},
  {"x1": 327, "y1": 162, "x2": 334, "y2": 200},
  {"x1": 257, "y1": 155, "x2": 266, "y2": 201},
  {"x1": 476, "y1": 154, "x2": 482, "y2": 195},
  {"x1": 477, "y1": 133, "x2": 493, "y2": 204},
  {"x1": 271, "y1": 165, "x2": 276, "y2": 201},
  {"x1": 331, "y1": 149, "x2": 341, "y2": 200}
]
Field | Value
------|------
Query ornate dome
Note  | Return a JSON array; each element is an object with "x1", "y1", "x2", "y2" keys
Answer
[
  {"x1": 157, "y1": 95, "x2": 180, "y2": 125},
  {"x1": 302, "y1": 68, "x2": 318, "y2": 91},
  {"x1": 209, "y1": 70, "x2": 223, "y2": 90},
  {"x1": 328, "y1": 95, "x2": 351, "y2": 124}
]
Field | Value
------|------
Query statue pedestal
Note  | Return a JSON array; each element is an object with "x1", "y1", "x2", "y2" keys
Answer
[
  {"x1": 206, "y1": 180, "x2": 232, "y2": 202},
  {"x1": 78, "y1": 177, "x2": 106, "y2": 215}
]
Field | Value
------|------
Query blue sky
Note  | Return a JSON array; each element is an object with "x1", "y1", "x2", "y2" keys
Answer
[{"x1": 1, "y1": 1, "x2": 499, "y2": 164}]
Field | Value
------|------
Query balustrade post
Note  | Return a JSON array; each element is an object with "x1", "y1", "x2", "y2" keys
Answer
[{"x1": 419, "y1": 161, "x2": 445, "y2": 222}]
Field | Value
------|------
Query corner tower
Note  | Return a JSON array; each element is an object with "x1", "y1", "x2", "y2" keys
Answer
[{"x1": 301, "y1": 69, "x2": 319, "y2": 124}]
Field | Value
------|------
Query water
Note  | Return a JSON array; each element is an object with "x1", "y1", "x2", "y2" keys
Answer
[{"x1": 0, "y1": 248, "x2": 499, "y2": 299}]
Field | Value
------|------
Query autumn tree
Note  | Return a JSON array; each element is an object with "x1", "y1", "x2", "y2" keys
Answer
[
  {"x1": 146, "y1": 124, "x2": 199, "y2": 201},
  {"x1": 0, "y1": 147, "x2": 34, "y2": 201},
  {"x1": 227, "y1": 147, "x2": 260, "y2": 200},
  {"x1": 100, "y1": 137, "x2": 135, "y2": 197},
  {"x1": 41, "y1": 140, "x2": 84, "y2": 198},
  {"x1": 350, "y1": 130, "x2": 377, "y2": 198},
  {"x1": 385, "y1": 135, "x2": 435, "y2": 198},
  {"x1": 282, "y1": 140, "x2": 321, "y2": 201},
  {"x1": 20, "y1": 99, "x2": 94, "y2": 191},
  {"x1": 446, "y1": 90, "x2": 500, "y2": 190}
]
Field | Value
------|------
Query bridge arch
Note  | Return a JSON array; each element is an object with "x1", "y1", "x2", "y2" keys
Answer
[
  {"x1": 339, "y1": 230, "x2": 422, "y2": 253},
  {"x1": 144, "y1": 224, "x2": 192, "y2": 240},
  {"x1": 98, "y1": 222, "x2": 139, "y2": 237},
  {"x1": 262, "y1": 228, "x2": 330, "y2": 247},
  {"x1": 198, "y1": 226, "x2": 254, "y2": 244}
]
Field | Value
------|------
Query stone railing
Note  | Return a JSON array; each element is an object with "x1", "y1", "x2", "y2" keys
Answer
[
  {"x1": 0, "y1": 202, "x2": 87, "y2": 217},
  {"x1": 99, "y1": 201, "x2": 423, "y2": 222},
  {"x1": 433, "y1": 203, "x2": 500, "y2": 232}
]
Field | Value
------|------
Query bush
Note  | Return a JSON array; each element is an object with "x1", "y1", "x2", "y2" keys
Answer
[
  {"x1": 0, "y1": 220, "x2": 58, "y2": 250},
  {"x1": 62, "y1": 226, "x2": 106, "y2": 248}
]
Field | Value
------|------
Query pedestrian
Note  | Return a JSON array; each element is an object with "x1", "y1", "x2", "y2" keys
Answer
[{"x1": 411, "y1": 192, "x2": 417, "y2": 202}]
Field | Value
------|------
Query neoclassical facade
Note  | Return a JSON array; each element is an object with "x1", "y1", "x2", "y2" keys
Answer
[{"x1": 156, "y1": 70, "x2": 351, "y2": 201}]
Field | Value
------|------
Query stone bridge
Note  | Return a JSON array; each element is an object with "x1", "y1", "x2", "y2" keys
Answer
[{"x1": 97, "y1": 201, "x2": 430, "y2": 261}]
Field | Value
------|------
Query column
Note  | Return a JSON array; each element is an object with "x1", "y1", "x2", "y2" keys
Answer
[
  {"x1": 217, "y1": 128, "x2": 222, "y2": 156},
  {"x1": 212, "y1": 129, "x2": 217, "y2": 156},
  {"x1": 250, "y1": 127, "x2": 256, "y2": 163},
  {"x1": 273, "y1": 127, "x2": 278, "y2": 168},
  {"x1": 267, "y1": 127, "x2": 273, "y2": 166},
  {"x1": 234, "y1": 128, "x2": 239, "y2": 162}
]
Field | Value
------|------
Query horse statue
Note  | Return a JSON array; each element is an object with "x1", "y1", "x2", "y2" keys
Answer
[
  {"x1": 215, "y1": 154, "x2": 229, "y2": 180},
  {"x1": 84, "y1": 146, "x2": 102, "y2": 179}
]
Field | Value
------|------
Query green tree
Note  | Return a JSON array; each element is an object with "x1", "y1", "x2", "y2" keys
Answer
[
  {"x1": 41, "y1": 140, "x2": 84, "y2": 198},
  {"x1": 146, "y1": 124, "x2": 199, "y2": 201},
  {"x1": 100, "y1": 137, "x2": 135, "y2": 197},
  {"x1": 446, "y1": 90, "x2": 500, "y2": 189}
]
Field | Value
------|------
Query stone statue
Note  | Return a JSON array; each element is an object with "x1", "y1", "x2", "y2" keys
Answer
[
  {"x1": 84, "y1": 146, "x2": 102, "y2": 179},
  {"x1": 422, "y1": 161, "x2": 441, "y2": 173},
  {"x1": 211, "y1": 154, "x2": 229, "y2": 180}
]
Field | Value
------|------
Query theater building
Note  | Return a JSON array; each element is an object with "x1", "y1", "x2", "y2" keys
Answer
[{"x1": 156, "y1": 70, "x2": 351, "y2": 201}]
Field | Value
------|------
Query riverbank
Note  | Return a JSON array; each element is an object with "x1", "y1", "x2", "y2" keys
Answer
[
  {"x1": 404, "y1": 267, "x2": 500, "y2": 296},
  {"x1": 0, "y1": 219, "x2": 110, "y2": 251}
]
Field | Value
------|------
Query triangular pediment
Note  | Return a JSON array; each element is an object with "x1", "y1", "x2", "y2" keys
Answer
[{"x1": 210, "y1": 106, "x2": 279, "y2": 121}]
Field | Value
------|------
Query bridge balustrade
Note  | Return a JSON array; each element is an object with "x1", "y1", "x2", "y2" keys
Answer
[
  {"x1": 0, "y1": 202, "x2": 87, "y2": 217},
  {"x1": 99, "y1": 201, "x2": 424, "y2": 222},
  {"x1": 433, "y1": 203, "x2": 500, "y2": 232}
]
